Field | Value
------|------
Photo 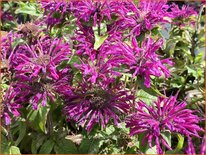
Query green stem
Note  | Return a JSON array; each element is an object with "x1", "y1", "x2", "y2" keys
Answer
[{"x1": 47, "y1": 110, "x2": 53, "y2": 135}]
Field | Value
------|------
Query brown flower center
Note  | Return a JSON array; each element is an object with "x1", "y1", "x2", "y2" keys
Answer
[
  {"x1": 33, "y1": 55, "x2": 50, "y2": 66},
  {"x1": 86, "y1": 88, "x2": 112, "y2": 109}
]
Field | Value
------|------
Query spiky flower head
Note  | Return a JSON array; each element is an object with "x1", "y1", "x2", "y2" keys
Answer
[
  {"x1": 1, "y1": 85, "x2": 22, "y2": 125},
  {"x1": 115, "y1": 36, "x2": 173, "y2": 87},
  {"x1": 12, "y1": 36, "x2": 71, "y2": 80},
  {"x1": 64, "y1": 82, "x2": 133, "y2": 132},
  {"x1": 126, "y1": 95, "x2": 204, "y2": 154}
]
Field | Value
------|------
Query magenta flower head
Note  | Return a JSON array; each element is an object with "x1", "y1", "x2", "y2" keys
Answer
[
  {"x1": 117, "y1": 0, "x2": 170, "y2": 37},
  {"x1": 1, "y1": 32, "x2": 22, "y2": 68},
  {"x1": 74, "y1": 47, "x2": 123, "y2": 84},
  {"x1": 71, "y1": 0, "x2": 120, "y2": 27},
  {"x1": 170, "y1": 3, "x2": 198, "y2": 19},
  {"x1": 74, "y1": 23, "x2": 95, "y2": 56},
  {"x1": 200, "y1": 135, "x2": 206, "y2": 155},
  {"x1": 0, "y1": 10, "x2": 14, "y2": 23},
  {"x1": 15, "y1": 67, "x2": 73, "y2": 110},
  {"x1": 126, "y1": 95, "x2": 204, "y2": 154},
  {"x1": 169, "y1": 3, "x2": 198, "y2": 27},
  {"x1": 41, "y1": 0, "x2": 71, "y2": 28},
  {"x1": 64, "y1": 82, "x2": 133, "y2": 132},
  {"x1": 12, "y1": 36, "x2": 71, "y2": 80},
  {"x1": 116, "y1": 36, "x2": 173, "y2": 87},
  {"x1": 1, "y1": 85, "x2": 22, "y2": 125}
]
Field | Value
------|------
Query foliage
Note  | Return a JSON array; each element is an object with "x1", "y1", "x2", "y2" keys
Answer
[{"x1": 1, "y1": 0, "x2": 205, "y2": 154}]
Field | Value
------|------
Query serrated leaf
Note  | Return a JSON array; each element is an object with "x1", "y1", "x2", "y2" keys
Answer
[
  {"x1": 79, "y1": 138, "x2": 100, "y2": 154},
  {"x1": 15, "y1": 122, "x2": 27, "y2": 146},
  {"x1": 1, "y1": 134, "x2": 10, "y2": 154},
  {"x1": 79, "y1": 139, "x2": 90, "y2": 153},
  {"x1": 31, "y1": 134, "x2": 47, "y2": 154},
  {"x1": 175, "y1": 134, "x2": 184, "y2": 152},
  {"x1": 39, "y1": 138, "x2": 55, "y2": 154},
  {"x1": 54, "y1": 138, "x2": 78, "y2": 154}
]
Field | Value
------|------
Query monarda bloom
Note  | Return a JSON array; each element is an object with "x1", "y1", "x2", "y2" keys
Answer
[
  {"x1": 116, "y1": 36, "x2": 173, "y2": 87},
  {"x1": 41, "y1": 0, "x2": 71, "y2": 29},
  {"x1": 170, "y1": 3, "x2": 198, "y2": 19},
  {"x1": 15, "y1": 67, "x2": 73, "y2": 110},
  {"x1": 1, "y1": 32, "x2": 22, "y2": 62},
  {"x1": 116, "y1": 0, "x2": 170, "y2": 37},
  {"x1": 64, "y1": 82, "x2": 133, "y2": 132},
  {"x1": 73, "y1": 23, "x2": 95, "y2": 57},
  {"x1": 126, "y1": 95, "x2": 204, "y2": 154},
  {"x1": 1, "y1": 85, "x2": 22, "y2": 125},
  {"x1": 74, "y1": 39, "x2": 126, "y2": 84},
  {"x1": 169, "y1": 3, "x2": 198, "y2": 27},
  {"x1": 12, "y1": 36, "x2": 71, "y2": 80},
  {"x1": 70, "y1": 0, "x2": 121, "y2": 27}
]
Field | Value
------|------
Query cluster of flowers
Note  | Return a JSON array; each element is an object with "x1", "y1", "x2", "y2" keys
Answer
[{"x1": 1, "y1": 0, "x2": 204, "y2": 154}]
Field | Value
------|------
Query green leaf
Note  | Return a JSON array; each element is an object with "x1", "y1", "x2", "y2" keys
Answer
[
  {"x1": 93, "y1": 23, "x2": 108, "y2": 50},
  {"x1": 31, "y1": 134, "x2": 47, "y2": 154},
  {"x1": 94, "y1": 34, "x2": 108, "y2": 50},
  {"x1": 9, "y1": 146, "x2": 21, "y2": 154},
  {"x1": 166, "y1": 134, "x2": 184, "y2": 154},
  {"x1": 15, "y1": 122, "x2": 27, "y2": 146},
  {"x1": 79, "y1": 138, "x2": 100, "y2": 154},
  {"x1": 88, "y1": 139, "x2": 100, "y2": 153},
  {"x1": 138, "y1": 133, "x2": 157, "y2": 154},
  {"x1": 39, "y1": 138, "x2": 55, "y2": 154},
  {"x1": 15, "y1": 2, "x2": 41, "y2": 17},
  {"x1": 174, "y1": 134, "x2": 184, "y2": 152},
  {"x1": 195, "y1": 52, "x2": 204, "y2": 63},
  {"x1": 79, "y1": 139, "x2": 91, "y2": 153},
  {"x1": 54, "y1": 138, "x2": 78, "y2": 154},
  {"x1": 27, "y1": 105, "x2": 50, "y2": 133},
  {"x1": 1, "y1": 134, "x2": 10, "y2": 154},
  {"x1": 161, "y1": 131, "x2": 171, "y2": 147},
  {"x1": 12, "y1": 39, "x2": 25, "y2": 49},
  {"x1": 145, "y1": 145, "x2": 157, "y2": 154},
  {"x1": 136, "y1": 89, "x2": 157, "y2": 105},
  {"x1": 137, "y1": 77, "x2": 164, "y2": 97},
  {"x1": 105, "y1": 125, "x2": 115, "y2": 135}
]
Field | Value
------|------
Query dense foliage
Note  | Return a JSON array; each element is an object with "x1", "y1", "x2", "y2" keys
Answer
[{"x1": 0, "y1": 0, "x2": 205, "y2": 154}]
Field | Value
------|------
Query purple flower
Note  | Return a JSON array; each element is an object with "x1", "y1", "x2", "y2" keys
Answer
[
  {"x1": 1, "y1": 32, "x2": 22, "y2": 66},
  {"x1": 115, "y1": 36, "x2": 173, "y2": 87},
  {"x1": 15, "y1": 67, "x2": 73, "y2": 110},
  {"x1": 170, "y1": 3, "x2": 197, "y2": 19},
  {"x1": 71, "y1": 0, "x2": 122, "y2": 26},
  {"x1": 64, "y1": 82, "x2": 133, "y2": 132},
  {"x1": 74, "y1": 40, "x2": 125, "y2": 84},
  {"x1": 12, "y1": 36, "x2": 71, "y2": 80},
  {"x1": 73, "y1": 23, "x2": 95, "y2": 56},
  {"x1": 200, "y1": 135, "x2": 206, "y2": 155},
  {"x1": 1, "y1": 85, "x2": 22, "y2": 125},
  {"x1": 169, "y1": 3, "x2": 198, "y2": 27},
  {"x1": 126, "y1": 95, "x2": 204, "y2": 154},
  {"x1": 113, "y1": 0, "x2": 170, "y2": 37},
  {"x1": 0, "y1": 10, "x2": 14, "y2": 23},
  {"x1": 41, "y1": 0, "x2": 71, "y2": 28}
]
